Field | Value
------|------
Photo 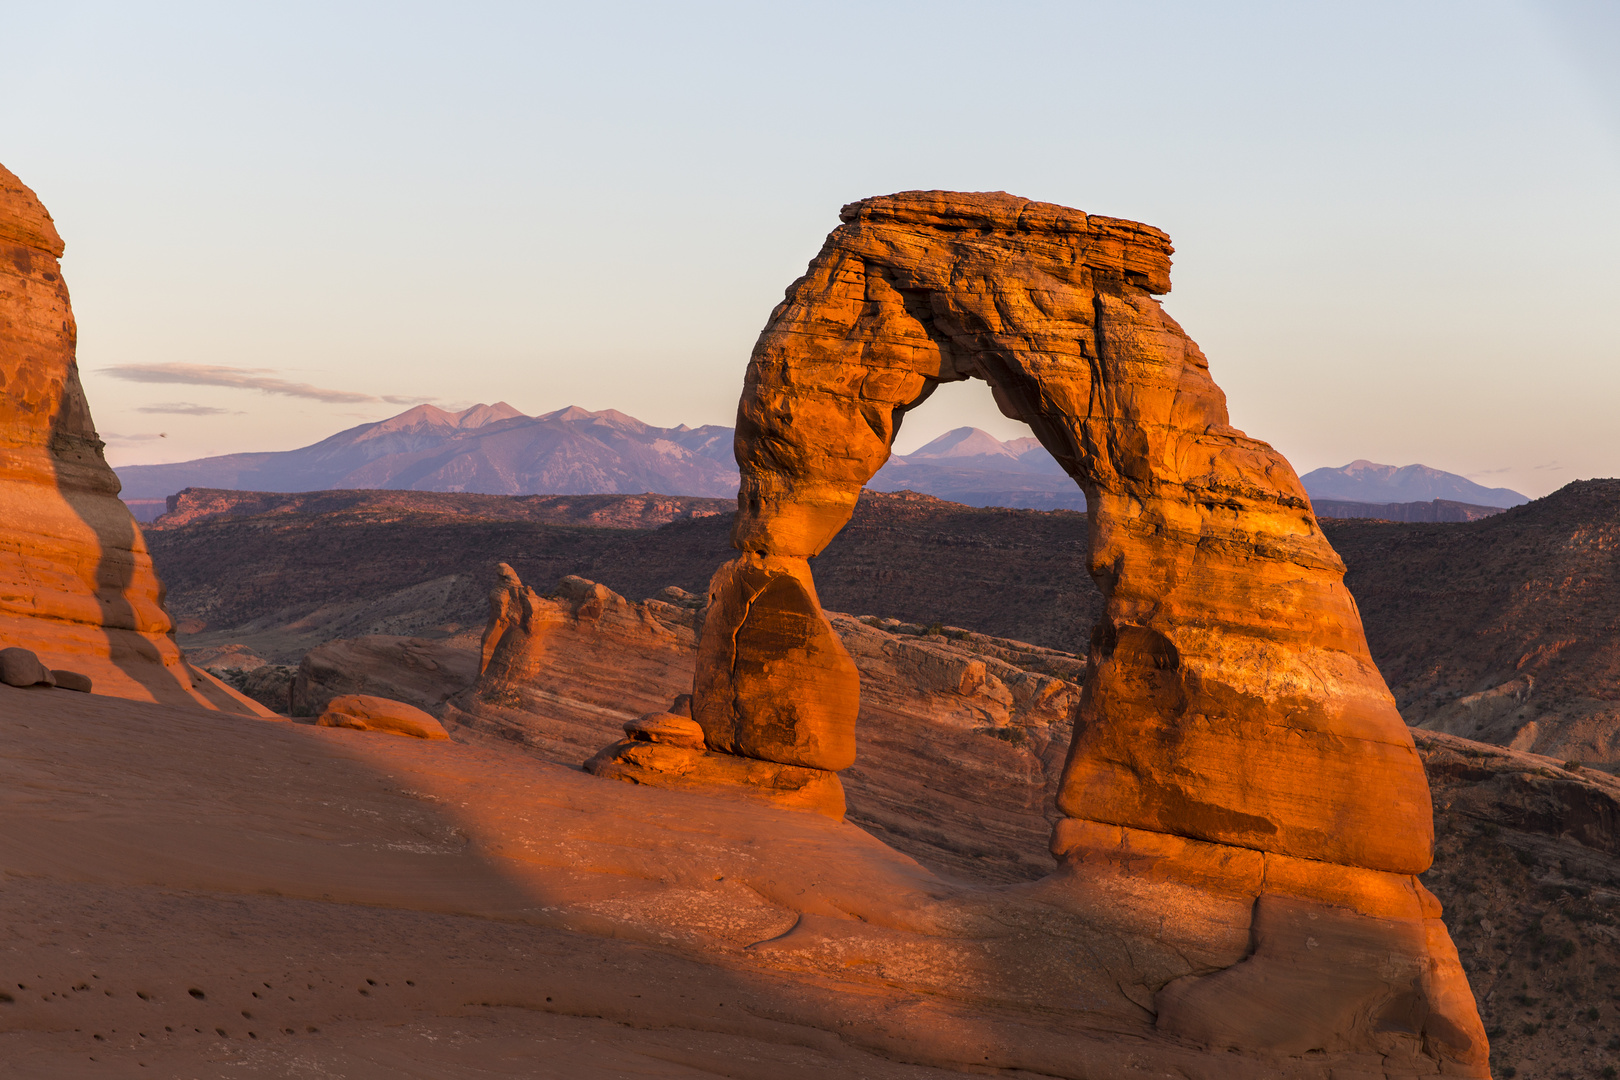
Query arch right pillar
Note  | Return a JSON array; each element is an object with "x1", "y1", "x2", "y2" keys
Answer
[{"x1": 659, "y1": 191, "x2": 1490, "y2": 1071}]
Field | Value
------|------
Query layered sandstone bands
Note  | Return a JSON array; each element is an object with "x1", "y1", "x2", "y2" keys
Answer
[
  {"x1": 609, "y1": 190, "x2": 1487, "y2": 1071},
  {"x1": 0, "y1": 162, "x2": 262, "y2": 713}
]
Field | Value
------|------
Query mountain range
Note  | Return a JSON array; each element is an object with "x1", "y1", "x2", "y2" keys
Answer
[
  {"x1": 1299, "y1": 460, "x2": 1526, "y2": 508},
  {"x1": 115, "y1": 403, "x2": 1527, "y2": 516},
  {"x1": 115, "y1": 403, "x2": 739, "y2": 503},
  {"x1": 864, "y1": 427, "x2": 1084, "y2": 510}
]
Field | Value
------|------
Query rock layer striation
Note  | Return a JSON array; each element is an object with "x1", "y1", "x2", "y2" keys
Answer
[
  {"x1": 0, "y1": 162, "x2": 263, "y2": 712},
  {"x1": 645, "y1": 190, "x2": 1487, "y2": 1071}
]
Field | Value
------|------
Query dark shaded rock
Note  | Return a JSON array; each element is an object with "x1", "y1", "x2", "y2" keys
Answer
[
  {"x1": 49, "y1": 669, "x2": 92, "y2": 693},
  {"x1": 0, "y1": 647, "x2": 54, "y2": 688}
]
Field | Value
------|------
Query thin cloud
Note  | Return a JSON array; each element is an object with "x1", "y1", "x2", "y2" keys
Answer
[
  {"x1": 134, "y1": 402, "x2": 240, "y2": 416},
  {"x1": 101, "y1": 363, "x2": 381, "y2": 405},
  {"x1": 102, "y1": 432, "x2": 169, "y2": 443}
]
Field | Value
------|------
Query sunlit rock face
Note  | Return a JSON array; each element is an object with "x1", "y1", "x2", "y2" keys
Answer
[
  {"x1": 0, "y1": 162, "x2": 261, "y2": 712},
  {"x1": 639, "y1": 190, "x2": 1489, "y2": 1073}
]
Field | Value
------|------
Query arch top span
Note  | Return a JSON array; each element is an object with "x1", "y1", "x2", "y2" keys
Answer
[
  {"x1": 835, "y1": 189, "x2": 1173, "y2": 295},
  {"x1": 736, "y1": 189, "x2": 1252, "y2": 561}
]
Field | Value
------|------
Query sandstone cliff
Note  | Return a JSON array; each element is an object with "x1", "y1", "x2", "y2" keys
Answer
[{"x1": 0, "y1": 163, "x2": 263, "y2": 713}]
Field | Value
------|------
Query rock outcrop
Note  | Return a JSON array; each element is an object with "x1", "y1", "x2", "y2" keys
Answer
[
  {"x1": 1324, "y1": 479, "x2": 1620, "y2": 768},
  {"x1": 316, "y1": 693, "x2": 450, "y2": 740},
  {"x1": 435, "y1": 569, "x2": 1085, "y2": 877},
  {"x1": 0, "y1": 162, "x2": 264, "y2": 714},
  {"x1": 1415, "y1": 728, "x2": 1620, "y2": 1075},
  {"x1": 609, "y1": 191, "x2": 1485, "y2": 1072},
  {"x1": 292, "y1": 633, "x2": 478, "y2": 717},
  {"x1": 0, "y1": 645, "x2": 57, "y2": 687}
]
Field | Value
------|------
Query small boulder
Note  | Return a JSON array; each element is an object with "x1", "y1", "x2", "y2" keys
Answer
[
  {"x1": 316, "y1": 694, "x2": 450, "y2": 740},
  {"x1": 50, "y1": 669, "x2": 92, "y2": 693},
  {"x1": 624, "y1": 711, "x2": 706, "y2": 749},
  {"x1": 0, "y1": 647, "x2": 55, "y2": 688}
]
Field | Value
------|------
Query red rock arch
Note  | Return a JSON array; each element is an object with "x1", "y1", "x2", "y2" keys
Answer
[
  {"x1": 695, "y1": 190, "x2": 1431, "y2": 875},
  {"x1": 645, "y1": 193, "x2": 1488, "y2": 1069}
]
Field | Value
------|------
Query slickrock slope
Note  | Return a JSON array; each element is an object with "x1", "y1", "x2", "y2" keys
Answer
[
  {"x1": 0, "y1": 162, "x2": 262, "y2": 713},
  {"x1": 291, "y1": 633, "x2": 481, "y2": 717},
  {"x1": 0, "y1": 687, "x2": 1141, "y2": 1080},
  {"x1": 622, "y1": 190, "x2": 1481, "y2": 1070},
  {"x1": 1323, "y1": 479, "x2": 1620, "y2": 766},
  {"x1": 294, "y1": 570, "x2": 1620, "y2": 1073}
]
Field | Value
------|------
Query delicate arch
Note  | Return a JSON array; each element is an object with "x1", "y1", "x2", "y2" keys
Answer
[{"x1": 698, "y1": 190, "x2": 1430, "y2": 875}]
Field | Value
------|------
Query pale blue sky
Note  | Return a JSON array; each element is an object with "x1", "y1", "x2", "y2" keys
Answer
[{"x1": 4, "y1": 1, "x2": 1616, "y2": 496}]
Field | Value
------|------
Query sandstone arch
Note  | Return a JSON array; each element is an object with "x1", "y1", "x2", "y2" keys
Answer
[
  {"x1": 704, "y1": 190, "x2": 1431, "y2": 870},
  {"x1": 594, "y1": 190, "x2": 1487, "y2": 1069}
]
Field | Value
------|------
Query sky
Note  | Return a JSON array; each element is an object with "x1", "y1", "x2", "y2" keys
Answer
[{"x1": 3, "y1": 0, "x2": 1617, "y2": 498}]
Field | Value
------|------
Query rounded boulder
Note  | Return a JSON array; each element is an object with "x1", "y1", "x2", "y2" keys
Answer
[{"x1": 315, "y1": 694, "x2": 450, "y2": 740}]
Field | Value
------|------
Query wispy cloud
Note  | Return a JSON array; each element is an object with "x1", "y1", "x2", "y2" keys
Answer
[
  {"x1": 134, "y1": 401, "x2": 240, "y2": 416},
  {"x1": 99, "y1": 363, "x2": 429, "y2": 407},
  {"x1": 102, "y1": 432, "x2": 169, "y2": 443}
]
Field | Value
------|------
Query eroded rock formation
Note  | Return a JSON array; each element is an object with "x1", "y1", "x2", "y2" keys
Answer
[
  {"x1": 604, "y1": 191, "x2": 1487, "y2": 1072},
  {"x1": 439, "y1": 568, "x2": 1084, "y2": 869},
  {"x1": 315, "y1": 693, "x2": 450, "y2": 740},
  {"x1": 0, "y1": 162, "x2": 264, "y2": 712},
  {"x1": 293, "y1": 633, "x2": 478, "y2": 718}
]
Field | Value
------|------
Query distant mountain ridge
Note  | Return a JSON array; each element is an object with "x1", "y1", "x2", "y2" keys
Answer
[
  {"x1": 1300, "y1": 459, "x2": 1527, "y2": 509},
  {"x1": 115, "y1": 403, "x2": 739, "y2": 500},
  {"x1": 868, "y1": 427, "x2": 1082, "y2": 510},
  {"x1": 115, "y1": 405, "x2": 1532, "y2": 518}
]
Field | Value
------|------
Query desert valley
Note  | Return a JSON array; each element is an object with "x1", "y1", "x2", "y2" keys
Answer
[{"x1": 5, "y1": 134, "x2": 1620, "y2": 1080}]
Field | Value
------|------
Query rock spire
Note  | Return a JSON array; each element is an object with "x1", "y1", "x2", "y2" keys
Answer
[{"x1": 0, "y1": 162, "x2": 264, "y2": 712}]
